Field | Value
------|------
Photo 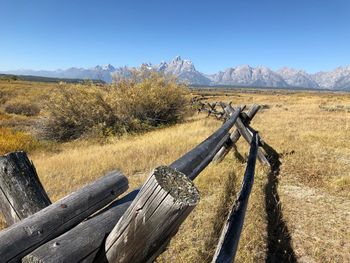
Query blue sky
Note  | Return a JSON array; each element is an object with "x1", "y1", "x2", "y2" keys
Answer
[{"x1": 0, "y1": 0, "x2": 349, "y2": 73}]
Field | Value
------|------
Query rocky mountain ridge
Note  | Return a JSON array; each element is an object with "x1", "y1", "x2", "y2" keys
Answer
[{"x1": 2, "y1": 57, "x2": 350, "y2": 90}]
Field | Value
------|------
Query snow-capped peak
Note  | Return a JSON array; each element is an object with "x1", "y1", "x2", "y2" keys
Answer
[{"x1": 103, "y1": 64, "x2": 115, "y2": 71}]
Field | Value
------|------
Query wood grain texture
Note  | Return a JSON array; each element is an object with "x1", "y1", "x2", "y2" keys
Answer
[
  {"x1": 0, "y1": 171, "x2": 128, "y2": 262},
  {"x1": 170, "y1": 107, "x2": 242, "y2": 177},
  {"x1": 0, "y1": 151, "x2": 51, "y2": 226},
  {"x1": 187, "y1": 133, "x2": 230, "y2": 180},
  {"x1": 212, "y1": 132, "x2": 259, "y2": 263},
  {"x1": 96, "y1": 166, "x2": 200, "y2": 263},
  {"x1": 22, "y1": 190, "x2": 138, "y2": 263}
]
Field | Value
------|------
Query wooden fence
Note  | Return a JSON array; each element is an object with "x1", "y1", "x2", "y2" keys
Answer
[{"x1": 0, "y1": 101, "x2": 273, "y2": 263}]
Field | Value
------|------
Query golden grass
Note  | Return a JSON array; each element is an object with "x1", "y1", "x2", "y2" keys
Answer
[
  {"x1": 0, "y1": 80, "x2": 57, "y2": 103},
  {"x1": 29, "y1": 115, "x2": 219, "y2": 201},
  {"x1": 203, "y1": 89, "x2": 350, "y2": 196},
  {"x1": 0, "y1": 127, "x2": 40, "y2": 155},
  {"x1": 280, "y1": 184, "x2": 350, "y2": 262},
  {"x1": 197, "y1": 89, "x2": 350, "y2": 261},
  {"x1": 0, "y1": 81, "x2": 349, "y2": 261},
  {"x1": 0, "y1": 80, "x2": 57, "y2": 138}
]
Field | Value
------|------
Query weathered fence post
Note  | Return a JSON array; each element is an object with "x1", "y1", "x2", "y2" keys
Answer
[
  {"x1": 212, "y1": 132, "x2": 259, "y2": 263},
  {"x1": 0, "y1": 171, "x2": 128, "y2": 262},
  {"x1": 0, "y1": 151, "x2": 51, "y2": 226},
  {"x1": 96, "y1": 165, "x2": 200, "y2": 263},
  {"x1": 213, "y1": 105, "x2": 261, "y2": 162}
]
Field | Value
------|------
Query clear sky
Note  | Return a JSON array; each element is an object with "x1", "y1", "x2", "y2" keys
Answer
[{"x1": 0, "y1": 0, "x2": 349, "y2": 73}]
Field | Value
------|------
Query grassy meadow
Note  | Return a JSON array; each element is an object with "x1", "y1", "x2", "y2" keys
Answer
[{"x1": 0, "y1": 79, "x2": 349, "y2": 262}]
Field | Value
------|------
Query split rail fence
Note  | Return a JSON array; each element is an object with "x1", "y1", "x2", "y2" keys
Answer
[{"x1": 0, "y1": 100, "x2": 273, "y2": 263}]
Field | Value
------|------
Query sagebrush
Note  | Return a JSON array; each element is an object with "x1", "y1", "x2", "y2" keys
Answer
[{"x1": 40, "y1": 73, "x2": 189, "y2": 141}]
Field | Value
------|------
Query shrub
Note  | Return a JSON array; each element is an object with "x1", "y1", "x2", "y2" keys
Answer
[
  {"x1": 0, "y1": 128, "x2": 40, "y2": 155},
  {"x1": 40, "y1": 86, "x2": 119, "y2": 141},
  {"x1": 4, "y1": 101, "x2": 40, "y2": 116},
  {"x1": 111, "y1": 73, "x2": 190, "y2": 130},
  {"x1": 40, "y1": 73, "x2": 190, "y2": 141}
]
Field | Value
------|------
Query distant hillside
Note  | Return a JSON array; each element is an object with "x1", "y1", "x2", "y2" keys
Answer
[
  {"x1": 0, "y1": 64, "x2": 114, "y2": 83},
  {"x1": 0, "y1": 74, "x2": 105, "y2": 84}
]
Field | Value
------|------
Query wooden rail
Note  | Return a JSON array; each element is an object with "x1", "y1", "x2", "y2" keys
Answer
[
  {"x1": 23, "y1": 190, "x2": 138, "y2": 263},
  {"x1": 212, "y1": 132, "x2": 259, "y2": 263},
  {"x1": 170, "y1": 107, "x2": 242, "y2": 177}
]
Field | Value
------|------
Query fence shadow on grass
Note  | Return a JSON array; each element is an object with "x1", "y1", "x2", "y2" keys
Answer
[{"x1": 262, "y1": 142, "x2": 297, "y2": 263}]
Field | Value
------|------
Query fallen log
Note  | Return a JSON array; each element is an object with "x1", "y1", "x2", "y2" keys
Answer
[
  {"x1": 212, "y1": 105, "x2": 260, "y2": 162},
  {"x1": 212, "y1": 132, "x2": 259, "y2": 263},
  {"x1": 96, "y1": 166, "x2": 200, "y2": 263},
  {"x1": 0, "y1": 171, "x2": 128, "y2": 262},
  {"x1": 0, "y1": 152, "x2": 51, "y2": 226}
]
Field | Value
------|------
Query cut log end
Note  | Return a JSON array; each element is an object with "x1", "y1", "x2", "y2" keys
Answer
[
  {"x1": 101, "y1": 166, "x2": 200, "y2": 263},
  {"x1": 154, "y1": 166, "x2": 199, "y2": 206}
]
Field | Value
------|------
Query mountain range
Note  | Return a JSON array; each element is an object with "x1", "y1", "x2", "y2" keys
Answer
[
  {"x1": 1, "y1": 64, "x2": 116, "y2": 83},
  {"x1": 2, "y1": 56, "x2": 350, "y2": 90}
]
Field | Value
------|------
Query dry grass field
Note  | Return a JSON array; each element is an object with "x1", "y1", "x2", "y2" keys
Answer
[{"x1": 0, "y1": 80, "x2": 349, "y2": 262}]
